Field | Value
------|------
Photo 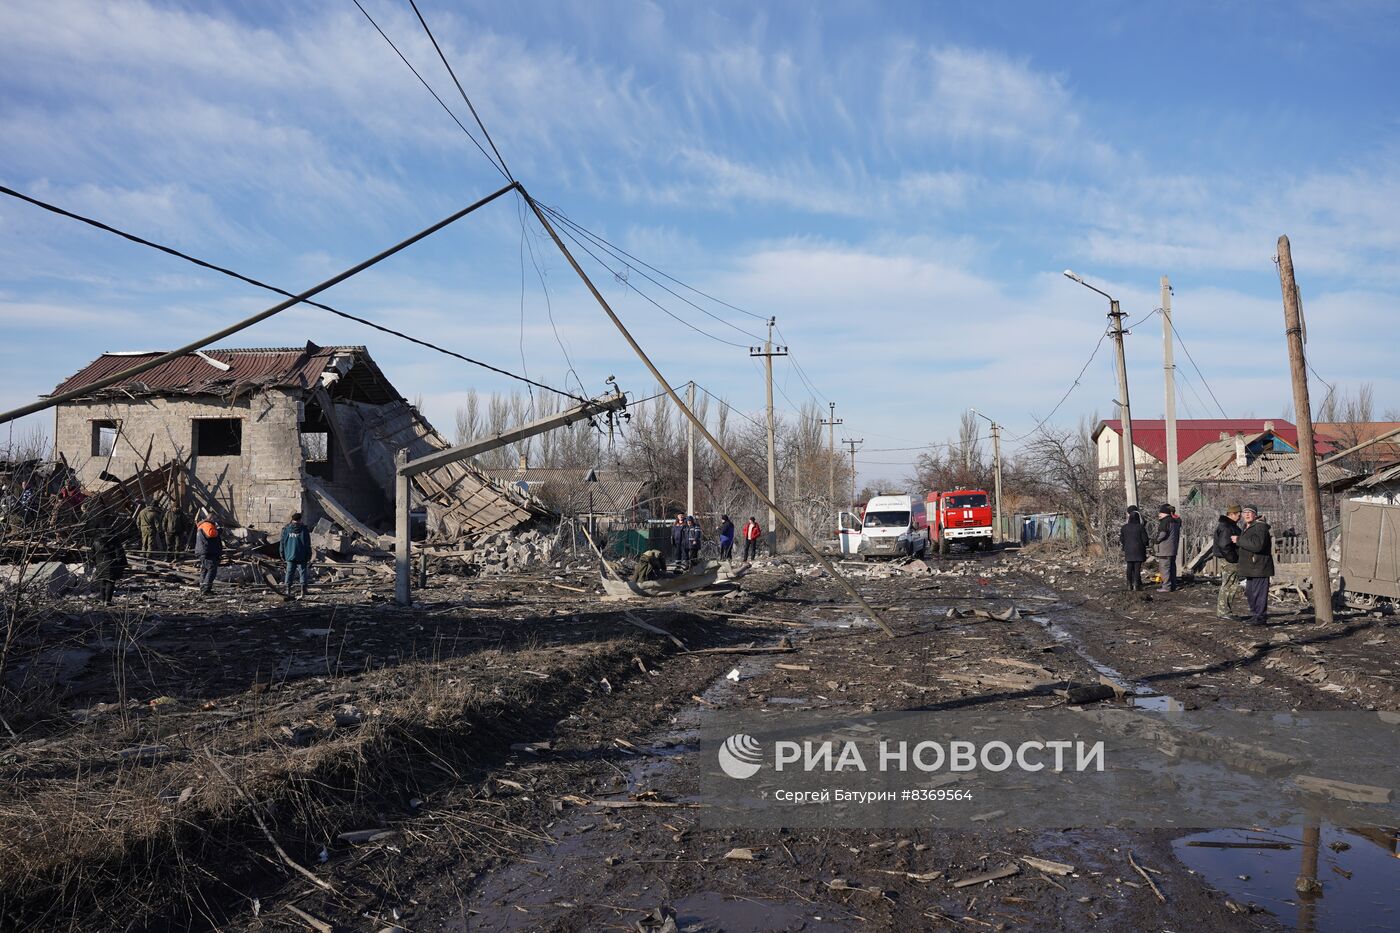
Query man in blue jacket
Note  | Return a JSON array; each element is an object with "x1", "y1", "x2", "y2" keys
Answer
[{"x1": 281, "y1": 511, "x2": 313, "y2": 598}]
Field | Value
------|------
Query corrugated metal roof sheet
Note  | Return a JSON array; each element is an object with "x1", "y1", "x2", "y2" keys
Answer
[
  {"x1": 1095, "y1": 419, "x2": 1331, "y2": 461},
  {"x1": 46, "y1": 343, "x2": 398, "y2": 404}
]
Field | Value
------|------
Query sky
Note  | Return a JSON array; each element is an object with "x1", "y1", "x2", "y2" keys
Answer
[{"x1": 3, "y1": 0, "x2": 1399, "y2": 485}]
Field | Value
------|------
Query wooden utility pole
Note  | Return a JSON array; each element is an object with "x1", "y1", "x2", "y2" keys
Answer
[
  {"x1": 1109, "y1": 299, "x2": 1140, "y2": 508},
  {"x1": 1277, "y1": 235, "x2": 1333, "y2": 623},
  {"x1": 1162, "y1": 275, "x2": 1180, "y2": 570},
  {"x1": 821, "y1": 402, "x2": 842, "y2": 501},
  {"x1": 842, "y1": 438, "x2": 863, "y2": 509},
  {"x1": 686, "y1": 380, "x2": 695, "y2": 517},
  {"x1": 750, "y1": 319, "x2": 787, "y2": 552}
]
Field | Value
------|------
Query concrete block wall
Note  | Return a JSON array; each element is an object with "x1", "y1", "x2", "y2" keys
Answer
[{"x1": 54, "y1": 391, "x2": 307, "y2": 533}]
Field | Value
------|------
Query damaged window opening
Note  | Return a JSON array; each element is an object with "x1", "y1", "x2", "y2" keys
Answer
[
  {"x1": 91, "y1": 420, "x2": 119, "y2": 457},
  {"x1": 301, "y1": 429, "x2": 331, "y2": 479},
  {"x1": 193, "y1": 418, "x2": 242, "y2": 456}
]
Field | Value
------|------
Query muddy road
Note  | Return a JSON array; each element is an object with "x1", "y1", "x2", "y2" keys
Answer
[
  {"x1": 4, "y1": 547, "x2": 1396, "y2": 932},
  {"x1": 235, "y1": 549, "x2": 1397, "y2": 933}
]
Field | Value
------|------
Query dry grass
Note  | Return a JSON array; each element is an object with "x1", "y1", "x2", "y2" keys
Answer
[{"x1": 0, "y1": 630, "x2": 668, "y2": 931}]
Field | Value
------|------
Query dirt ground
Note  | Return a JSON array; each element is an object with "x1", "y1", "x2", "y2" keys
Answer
[{"x1": 1, "y1": 545, "x2": 1396, "y2": 932}]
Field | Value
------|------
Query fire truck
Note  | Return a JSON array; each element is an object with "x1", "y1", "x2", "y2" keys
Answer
[{"x1": 926, "y1": 488, "x2": 994, "y2": 553}]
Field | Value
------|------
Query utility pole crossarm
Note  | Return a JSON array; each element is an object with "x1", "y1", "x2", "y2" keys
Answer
[
  {"x1": 398, "y1": 392, "x2": 626, "y2": 478},
  {"x1": 395, "y1": 390, "x2": 628, "y2": 607}
]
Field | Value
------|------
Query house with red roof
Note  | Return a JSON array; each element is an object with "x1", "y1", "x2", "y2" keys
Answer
[{"x1": 1091, "y1": 419, "x2": 1334, "y2": 485}]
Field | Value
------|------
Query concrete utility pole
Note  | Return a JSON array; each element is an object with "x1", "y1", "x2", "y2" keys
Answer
[
  {"x1": 1109, "y1": 299, "x2": 1140, "y2": 508},
  {"x1": 971, "y1": 409, "x2": 1004, "y2": 544},
  {"x1": 686, "y1": 380, "x2": 695, "y2": 517},
  {"x1": 750, "y1": 318, "x2": 787, "y2": 550},
  {"x1": 820, "y1": 402, "x2": 842, "y2": 501},
  {"x1": 394, "y1": 391, "x2": 628, "y2": 606},
  {"x1": 842, "y1": 438, "x2": 863, "y2": 509},
  {"x1": 1064, "y1": 271, "x2": 1138, "y2": 508},
  {"x1": 1276, "y1": 235, "x2": 1333, "y2": 624},
  {"x1": 1162, "y1": 275, "x2": 1180, "y2": 570}
]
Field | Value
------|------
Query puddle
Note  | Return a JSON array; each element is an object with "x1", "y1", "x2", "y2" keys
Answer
[
  {"x1": 1175, "y1": 824, "x2": 1400, "y2": 931},
  {"x1": 1029, "y1": 615, "x2": 1185, "y2": 712},
  {"x1": 672, "y1": 891, "x2": 850, "y2": 931}
]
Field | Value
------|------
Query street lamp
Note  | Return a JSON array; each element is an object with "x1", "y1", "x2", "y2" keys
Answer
[
  {"x1": 1062, "y1": 270, "x2": 1139, "y2": 508},
  {"x1": 969, "y1": 408, "x2": 1003, "y2": 545}
]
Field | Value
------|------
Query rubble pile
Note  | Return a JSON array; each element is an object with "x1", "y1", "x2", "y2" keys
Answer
[{"x1": 452, "y1": 526, "x2": 558, "y2": 574}]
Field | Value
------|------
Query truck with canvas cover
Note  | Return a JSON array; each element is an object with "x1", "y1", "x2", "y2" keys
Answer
[
  {"x1": 928, "y1": 488, "x2": 993, "y2": 553},
  {"x1": 838, "y1": 493, "x2": 929, "y2": 558}
]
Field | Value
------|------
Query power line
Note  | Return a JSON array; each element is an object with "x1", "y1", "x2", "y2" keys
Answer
[
  {"x1": 534, "y1": 204, "x2": 767, "y2": 322},
  {"x1": 545, "y1": 215, "x2": 751, "y2": 349},
  {"x1": 538, "y1": 204, "x2": 764, "y2": 342},
  {"x1": 1160, "y1": 313, "x2": 1229, "y2": 418},
  {"x1": 350, "y1": 0, "x2": 503, "y2": 180},
  {"x1": 407, "y1": 0, "x2": 514, "y2": 181},
  {"x1": 0, "y1": 182, "x2": 586, "y2": 402}
]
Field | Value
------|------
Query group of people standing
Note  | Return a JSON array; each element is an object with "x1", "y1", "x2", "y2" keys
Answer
[
  {"x1": 668, "y1": 513, "x2": 766, "y2": 568},
  {"x1": 1120, "y1": 501, "x2": 1274, "y2": 625}
]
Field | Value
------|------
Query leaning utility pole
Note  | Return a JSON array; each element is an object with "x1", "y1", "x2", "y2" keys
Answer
[
  {"x1": 524, "y1": 192, "x2": 894, "y2": 637},
  {"x1": 1162, "y1": 275, "x2": 1180, "y2": 569},
  {"x1": 750, "y1": 319, "x2": 787, "y2": 550},
  {"x1": 686, "y1": 380, "x2": 695, "y2": 517},
  {"x1": 1277, "y1": 236, "x2": 1333, "y2": 624},
  {"x1": 395, "y1": 391, "x2": 628, "y2": 606},
  {"x1": 1109, "y1": 299, "x2": 1140, "y2": 508},
  {"x1": 842, "y1": 438, "x2": 863, "y2": 509},
  {"x1": 820, "y1": 402, "x2": 842, "y2": 501}
]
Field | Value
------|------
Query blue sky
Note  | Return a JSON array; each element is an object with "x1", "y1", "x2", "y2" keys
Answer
[{"x1": 3, "y1": 0, "x2": 1399, "y2": 483}]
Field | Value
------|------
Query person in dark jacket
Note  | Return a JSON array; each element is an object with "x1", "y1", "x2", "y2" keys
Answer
[
  {"x1": 1154, "y1": 504, "x2": 1182, "y2": 592},
  {"x1": 162, "y1": 506, "x2": 187, "y2": 557},
  {"x1": 1212, "y1": 505, "x2": 1243, "y2": 620},
  {"x1": 670, "y1": 513, "x2": 686, "y2": 568},
  {"x1": 718, "y1": 515, "x2": 735, "y2": 561},
  {"x1": 90, "y1": 526, "x2": 128, "y2": 605},
  {"x1": 280, "y1": 512, "x2": 312, "y2": 598},
  {"x1": 683, "y1": 515, "x2": 703, "y2": 566},
  {"x1": 1235, "y1": 505, "x2": 1273, "y2": 625},
  {"x1": 193, "y1": 517, "x2": 223, "y2": 595},
  {"x1": 1119, "y1": 506, "x2": 1149, "y2": 591}
]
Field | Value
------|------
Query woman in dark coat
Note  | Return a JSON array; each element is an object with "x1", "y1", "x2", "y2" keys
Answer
[{"x1": 1119, "y1": 506, "x2": 1149, "y2": 591}]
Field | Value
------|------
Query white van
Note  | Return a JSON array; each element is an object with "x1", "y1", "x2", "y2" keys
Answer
[{"x1": 838, "y1": 494, "x2": 929, "y2": 558}]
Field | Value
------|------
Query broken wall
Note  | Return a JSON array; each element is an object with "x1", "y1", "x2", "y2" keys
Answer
[{"x1": 54, "y1": 392, "x2": 305, "y2": 531}]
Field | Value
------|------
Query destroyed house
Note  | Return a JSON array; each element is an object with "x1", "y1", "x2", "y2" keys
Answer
[
  {"x1": 47, "y1": 343, "x2": 545, "y2": 537},
  {"x1": 482, "y1": 462, "x2": 650, "y2": 525}
]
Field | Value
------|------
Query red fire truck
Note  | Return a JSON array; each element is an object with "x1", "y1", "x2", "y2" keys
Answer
[{"x1": 926, "y1": 488, "x2": 994, "y2": 553}]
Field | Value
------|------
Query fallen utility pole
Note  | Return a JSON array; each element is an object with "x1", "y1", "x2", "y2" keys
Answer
[
  {"x1": 524, "y1": 192, "x2": 895, "y2": 637},
  {"x1": 1276, "y1": 235, "x2": 1333, "y2": 624},
  {"x1": 0, "y1": 181, "x2": 521, "y2": 426},
  {"x1": 1162, "y1": 275, "x2": 1181, "y2": 572},
  {"x1": 750, "y1": 320, "x2": 787, "y2": 553},
  {"x1": 820, "y1": 402, "x2": 843, "y2": 502},
  {"x1": 394, "y1": 390, "x2": 627, "y2": 606}
]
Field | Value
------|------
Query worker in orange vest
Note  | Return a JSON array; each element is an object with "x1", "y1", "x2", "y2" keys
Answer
[{"x1": 194, "y1": 516, "x2": 223, "y2": 595}]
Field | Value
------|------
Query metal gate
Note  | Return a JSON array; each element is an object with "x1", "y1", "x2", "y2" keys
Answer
[{"x1": 1341, "y1": 499, "x2": 1400, "y2": 599}]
